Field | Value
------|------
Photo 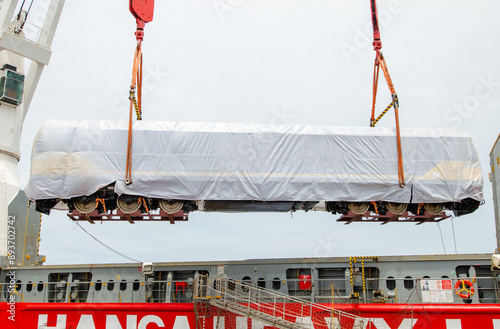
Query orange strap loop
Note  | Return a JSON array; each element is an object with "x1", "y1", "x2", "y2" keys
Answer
[
  {"x1": 140, "y1": 197, "x2": 149, "y2": 213},
  {"x1": 370, "y1": 51, "x2": 405, "y2": 188},
  {"x1": 95, "y1": 198, "x2": 107, "y2": 213},
  {"x1": 125, "y1": 41, "x2": 144, "y2": 185}
]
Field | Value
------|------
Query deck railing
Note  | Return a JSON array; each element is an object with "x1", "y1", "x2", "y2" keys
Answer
[{"x1": 1, "y1": 276, "x2": 498, "y2": 304}]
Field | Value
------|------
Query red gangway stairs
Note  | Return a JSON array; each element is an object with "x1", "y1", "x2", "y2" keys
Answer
[{"x1": 193, "y1": 275, "x2": 371, "y2": 329}]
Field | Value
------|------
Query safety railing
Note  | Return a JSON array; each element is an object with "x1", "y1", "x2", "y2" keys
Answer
[
  {"x1": 1, "y1": 276, "x2": 498, "y2": 304},
  {"x1": 0, "y1": 278, "x2": 195, "y2": 303},
  {"x1": 284, "y1": 276, "x2": 500, "y2": 304},
  {"x1": 21, "y1": 21, "x2": 52, "y2": 47},
  {"x1": 193, "y1": 275, "x2": 369, "y2": 329}
]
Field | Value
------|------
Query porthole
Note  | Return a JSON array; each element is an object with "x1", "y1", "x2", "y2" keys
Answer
[
  {"x1": 26, "y1": 281, "x2": 33, "y2": 292},
  {"x1": 386, "y1": 276, "x2": 396, "y2": 290},
  {"x1": 133, "y1": 279, "x2": 140, "y2": 291},
  {"x1": 241, "y1": 276, "x2": 251, "y2": 293},
  {"x1": 120, "y1": 280, "x2": 127, "y2": 291},
  {"x1": 404, "y1": 276, "x2": 414, "y2": 290},
  {"x1": 95, "y1": 280, "x2": 102, "y2": 291},
  {"x1": 108, "y1": 280, "x2": 115, "y2": 291},
  {"x1": 272, "y1": 278, "x2": 281, "y2": 290},
  {"x1": 257, "y1": 278, "x2": 266, "y2": 288}
]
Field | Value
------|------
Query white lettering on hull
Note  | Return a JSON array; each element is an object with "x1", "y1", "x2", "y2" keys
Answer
[
  {"x1": 139, "y1": 315, "x2": 165, "y2": 329},
  {"x1": 34, "y1": 312, "x2": 500, "y2": 329},
  {"x1": 37, "y1": 314, "x2": 168, "y2": 329},
  {"x1": 446, "y1": 319, "x2": 462, "y2": 329},
  {"x1": 76, "y1": 315, "x2": 97, "y2": 329},
  {"x1": 105, "y1": 315, "x2": 165, "y2": 329},
  {"x1": 38, "y1": 314, "x2": 67, "y2": 329},
  {"x1": 354, "y1": 318, "x2": 418, "y2": 329},
  {"x1": 172, "y1": 316, "x2": 190, "y2": 329},
  {"x1": 324, "y1": 317, "x2": 341, "y2": 329},
  {"x1": 295, "y1": 317, "x2": 312, "y2": 326},
  {"x1": 214, "y1": 316, "x2": 225, "y2": 329},
  {"x1": 105, "y1": 315, "x2": 136, "y2": 329},
  {"x1": 251, "y1": 319, "x2": 267, "y2": 329},
  {"x1": 236, "y1": 316, "x2": 247, "y2": 329}
]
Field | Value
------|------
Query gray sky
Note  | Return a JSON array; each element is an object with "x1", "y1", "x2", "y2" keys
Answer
[{"x1": 18, "y1": 0, "x2": 500, "y2": 265}]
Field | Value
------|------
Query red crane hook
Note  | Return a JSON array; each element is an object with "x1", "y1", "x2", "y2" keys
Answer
[{"x1": 130, "y1": 0, "x2": 154, "y2": 41}]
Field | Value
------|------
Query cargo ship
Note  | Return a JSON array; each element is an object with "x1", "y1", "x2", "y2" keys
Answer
[{"x1": 1, "y1": 1, "x2": 500, "y2": 328}]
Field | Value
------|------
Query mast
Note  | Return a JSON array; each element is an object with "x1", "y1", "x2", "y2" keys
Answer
[{"x1": 0, "y1": 0, "x2": 65, "y2": 267}]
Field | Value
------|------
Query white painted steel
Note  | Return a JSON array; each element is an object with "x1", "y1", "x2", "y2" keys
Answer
[{"x1": 0, "y1": 0, "x2": 65, "y2": 263}]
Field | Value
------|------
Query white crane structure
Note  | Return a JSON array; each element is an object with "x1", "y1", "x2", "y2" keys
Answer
[{"x1": 0, "y1": 0, "x2": 64, "y2": 266}]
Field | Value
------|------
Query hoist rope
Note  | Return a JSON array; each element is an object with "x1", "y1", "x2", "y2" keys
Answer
[{"x1": 17, "y1": 0, "x2": 34, "y2": 28}]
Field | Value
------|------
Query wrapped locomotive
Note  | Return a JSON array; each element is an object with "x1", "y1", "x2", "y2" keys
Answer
[{"x1": 25, "y1": 120, "x2": 483, "y2": 217}]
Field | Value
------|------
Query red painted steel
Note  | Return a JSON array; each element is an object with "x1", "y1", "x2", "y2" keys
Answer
[
  {"x1": 129, "y1": 0, "x2": 154, "y2": 23},
  {"x1": 299, "y1": 274, "x2": 312, "y2": 290},
  {"x1": 129, "y1": 0, "x2": 154, "y2": 41}
]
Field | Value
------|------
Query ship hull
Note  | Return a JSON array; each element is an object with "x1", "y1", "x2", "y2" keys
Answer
[{"x1": 2, "y1": 302, "x2": 500, "y2": 329}]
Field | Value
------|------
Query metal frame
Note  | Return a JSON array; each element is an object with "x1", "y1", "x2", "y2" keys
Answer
[{"x1": 67, "y1": 209, "x2": 188, "y2": 224}]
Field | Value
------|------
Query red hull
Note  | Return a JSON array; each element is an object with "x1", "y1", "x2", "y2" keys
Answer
[{"x1": 2, "y1": 302, "x2": 500, "y2": 329}]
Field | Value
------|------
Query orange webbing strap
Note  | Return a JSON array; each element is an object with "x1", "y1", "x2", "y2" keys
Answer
[
  {"x1": 370, "y1": 51, "x2": 405, "y2": 187},
  {"x1": 125, "y1": 41, "x2": 144, "y2": 185},
  {"x1": 96, "y1": 198, "x2": 107, "y2": 212},
  {"x1": 378, "y1": 53, "x2": 396, "y2": 95},
  {"x1": 370, "y1": 58, "x2": 380, "y2": 125},
  {"x1": 130, "y1": 42, "x2": 143, "y2": 120},
  {"x1": 371, "y1": 52, "x2": 396, "y2": 126},
  {"x1": 394, "y1": 104, "x2": 405, "y2": 187}
]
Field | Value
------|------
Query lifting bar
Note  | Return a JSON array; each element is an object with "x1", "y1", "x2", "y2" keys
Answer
[{"x1": 369, "y1": 0, "x2": 405, "y2": 188}]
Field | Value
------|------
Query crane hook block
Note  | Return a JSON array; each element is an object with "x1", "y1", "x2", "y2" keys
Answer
[{"x1": 130, "y1": 0, "x2": 154, "y2": 23}]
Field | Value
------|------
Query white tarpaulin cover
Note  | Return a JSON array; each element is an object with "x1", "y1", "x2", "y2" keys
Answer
[{"x1": 25, "y1": 120, "x2": 484, "y2": 203}]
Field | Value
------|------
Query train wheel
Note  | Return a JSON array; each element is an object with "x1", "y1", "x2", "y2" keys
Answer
[
  {"x1": 117, "y1": 195, "x2": 141, "y2": 213},
  {"x1": 424, "y1": 203, "x2": 445, "y2": 214},
  {"x1": 386, "y1": 202, "x2": 407, "y2": 214},
  {"x1": 159, "y1": 200, "x2": 184, "y2": 214},
  {"x1": 347, "y1": 202, "x2": 370, "y2": 214},
  {"x1": 74, "y1": 196, "x2": 97, "y2": 213}
]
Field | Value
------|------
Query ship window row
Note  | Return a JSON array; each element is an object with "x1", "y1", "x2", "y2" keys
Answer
[
  {"x1": 386, "y1": 275, "x2": 450, "y2": 291},
  {"x1": 233, "y1": 276, "x2": 281, "y2": 290},
  {"x1": 8, "y1": 275, "x2": 458, "y2": 294},
  {"x1": 94, "y1": 279, "x2": 141, "y2": 292}
]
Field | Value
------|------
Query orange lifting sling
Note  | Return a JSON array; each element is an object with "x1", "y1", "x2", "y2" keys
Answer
[
  {"x1": 125, "y1": 0, "x2": 154, "y2": 185},
  {"x1": 369, "y1": 0, "x2": 405, "y2": 188}
]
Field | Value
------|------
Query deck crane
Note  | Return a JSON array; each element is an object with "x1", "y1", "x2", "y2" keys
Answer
[{"x1": 369, "y1": 0, "x2": 405, "y2": 188}]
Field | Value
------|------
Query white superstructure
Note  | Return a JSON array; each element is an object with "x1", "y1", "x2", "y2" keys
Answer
[
  {"x1": 0, "y1": 0, "x2": 64, "y2": 265},
  {"x1": 490, "y1": 135, "x2": 500, "y2": 252}
]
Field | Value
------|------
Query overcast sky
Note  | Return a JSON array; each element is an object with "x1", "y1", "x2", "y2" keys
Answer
[{"x1": 16, "y1": 0, "x2": 500, "y2": 265}]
